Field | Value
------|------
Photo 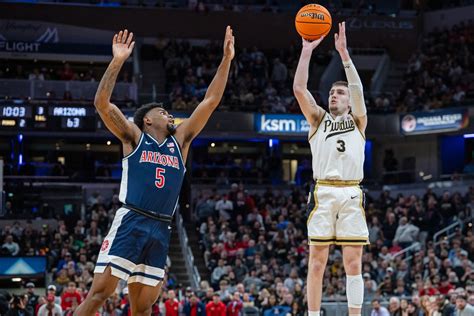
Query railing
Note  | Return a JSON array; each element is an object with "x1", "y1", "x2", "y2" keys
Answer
[
  {"x1": 433, "y1": 215, "x2": 473, "y2": 246},
  {"x1": 175, "y1": 208, "x2": 201, "y2": 289},
  {"x1": 0, "y1": 79, "x2": 137, "y2": 102},
  {"x1": 391, "y1": 215, "x2": 473, "y2": 262},
  {"x1": 391, "y1": 241, "x2": 421, "y2": 262}
]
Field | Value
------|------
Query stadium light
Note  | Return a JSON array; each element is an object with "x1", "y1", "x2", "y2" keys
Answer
[{"x1": 463, "y1": 134, "x2": 474, "y2": 138}]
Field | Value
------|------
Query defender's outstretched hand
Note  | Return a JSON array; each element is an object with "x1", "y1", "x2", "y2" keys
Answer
[
  {"x1": 302, "y1": 36, "x2": 325, "y2": 52},
  {"x1": 113, "y1": 29, "x2": 135, "y2": 61},
  {"x1": 223, "y1": 26, "x2": 235, "y2": 60}
]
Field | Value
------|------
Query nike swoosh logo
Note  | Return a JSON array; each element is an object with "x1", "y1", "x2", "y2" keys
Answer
[
  {"x1": 145, "y1": 141, "x2": 153, "y2": 145},
  {"x1": 351, "y1": 195, "x2": 358, "y2": 199}
]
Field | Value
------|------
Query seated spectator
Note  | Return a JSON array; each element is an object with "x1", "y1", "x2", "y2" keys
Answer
[
  {"x1": 37, "y1": 294, "x2": 63, "y2": 316},
  {"x1": 1, "y1": 235, "x2": 20, "y2": 256},
  {"x1": 371, "y1": 299, "x2": 389, "y2": 316},
  {"x1": 60, "y1": 282, "x2": 82, "y2": 314},
  {"x1": 456, "y1": 293, "x2": 474, "y2": 315},
  {"x1": 205, "y1": 293, "x2": 226, "y2": 316}
]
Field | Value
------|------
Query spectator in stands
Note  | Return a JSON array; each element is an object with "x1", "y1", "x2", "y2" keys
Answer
[
  {"x1": 6, "y1": 294, "x2": 31, "y2": 316},
  {"x1": 393, "y1": 217, "x2": 420, "y2": 248},
  {"x1": 364, "y1": 273, "x2": 378, "y2": 302},
  {"x1": 164, "y1": 289, "x2": 179, "y2": 316},
  {"x1": 388, "y1": 296, "x2": 402, "y2": 315},
  {"x1": 24, "y1": 282, "x2": 39, "y2": 314},
  {"x1": 215, "y1": 195, "x2": 234, "y2": 221},
  {"x1": 60, "y1": 63, "x2": 76, "y2": 81},
  {"x1": 60, "y1": 281, "x2": 82, "y2": 314},
  {"x1": 37, "y1": 294, "x2": 63, "y2": 316},
  {"x1": 183, "y1": 292, "x2": 206, "y2": 316},
  {"x1": 206, "y1": 293, "x2": 226, "y2": 316},
  {"x1": 383, "y1": 212, "x2": 398, "y2": 246},
  {"x1": 226, "y1": 292, "x2": 243, "y2": 316},
  {"x1": 28, "y1": 68, "x2": 44, "y2": 81},
  {"x1": 212, "y1": 259, "x2": 227, "y2": 286},
  {"x1": 371, "y1": 299, "x2": 390, "y2": 316},
  {"x1": 456, "y1": 293, "x2": 474, "y2": 315},
  {"x1": 1, "y1": 235, "x2": 20, "y2": 256}
]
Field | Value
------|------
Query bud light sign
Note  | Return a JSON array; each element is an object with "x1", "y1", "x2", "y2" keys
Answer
[{"x1": 255, "y1": 114, "x2": 310, "y2": 134}]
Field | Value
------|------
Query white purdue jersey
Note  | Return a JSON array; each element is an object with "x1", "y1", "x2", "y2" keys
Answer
[{"x1": 309, "y1": 112, "x2": 365, "y2": 181}]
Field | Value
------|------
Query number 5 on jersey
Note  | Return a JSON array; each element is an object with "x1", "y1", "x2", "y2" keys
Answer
[{"x1": 155, "y1": 167, "x2": 166, "y2": 188}]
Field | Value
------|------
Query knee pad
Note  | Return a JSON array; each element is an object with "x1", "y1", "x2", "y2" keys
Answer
[{"x1": 346, "y1": 274, "x2": 364, "y2": 308}]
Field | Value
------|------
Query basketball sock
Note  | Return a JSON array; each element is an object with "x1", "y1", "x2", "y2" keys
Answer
[
  {"x1": 308, "y1": 311, "x2": 320, "y2": 316},
  {"x1": 346, "y1": 274, "x2": 364, "y2": 308}
]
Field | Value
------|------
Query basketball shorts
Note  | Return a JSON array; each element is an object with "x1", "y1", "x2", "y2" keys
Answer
[
  {"x1": 306, "y1": 180, "x2": 369, "y2": 246},
  {"x1": 94, "y1": 207, "x2": 171, "y2": 286}
]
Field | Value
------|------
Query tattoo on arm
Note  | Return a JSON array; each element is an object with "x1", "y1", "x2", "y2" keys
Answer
[
  {"x1": 108, "y1": 109, "x2": 127, "y2": 129},
  {"x1": 96, "y1": 61, "x2": 123, "y2": 103}
]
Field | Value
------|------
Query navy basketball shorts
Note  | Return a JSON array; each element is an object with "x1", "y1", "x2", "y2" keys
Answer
[{"x1": 94, "y1": 207, "x2": 172, "y2": 286}]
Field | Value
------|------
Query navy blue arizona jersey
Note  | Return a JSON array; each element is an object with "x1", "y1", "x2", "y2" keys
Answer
[{"x1": 118, "y1": 133, "x2": 186, "y2": 217}]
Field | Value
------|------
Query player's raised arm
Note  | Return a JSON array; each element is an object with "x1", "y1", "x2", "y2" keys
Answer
[
  {"x1": 335, "y1": 21, "x2": 367, "y2": 132},
  {"x1": 175, "y1": 26, "x2": 235, "y2": 146},
  {"x1": 293, "y1": 37, "x2": 326, "y2": 127},
  {"x1": 94, "y1": 29, "x2": 141, "y2": 145}
]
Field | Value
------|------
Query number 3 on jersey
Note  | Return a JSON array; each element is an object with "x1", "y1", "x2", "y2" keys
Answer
[
  {"x1": 337, "y1": 140, "x2": 346, "y2": 152},
  {"x1": 155, "y1": 167, "x2": 166, "y2": 188}
]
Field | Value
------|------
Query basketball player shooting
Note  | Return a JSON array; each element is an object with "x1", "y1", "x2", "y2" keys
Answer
[
  {"x1": 293, "y1": 22, "x2": 368, "y2": 316},
  {"x1": 75, "y1": 26, "x2": 235, "y2": 315}
]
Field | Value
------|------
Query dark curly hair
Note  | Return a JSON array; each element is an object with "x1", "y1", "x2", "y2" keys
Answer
[{"x1": 133, "y1": 102, "x2": 164, "y2": 130}]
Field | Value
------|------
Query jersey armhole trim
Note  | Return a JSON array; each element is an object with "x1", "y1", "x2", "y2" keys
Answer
[
  {"x1": 122, "y1": 133, "x2": 144, "y2": 160},
  {"x1": 350, "y1": 113, "x2": 366, "y2": 140},
  {"x1": 308, "y1": 112, "x2": 326, "y2": 141}
]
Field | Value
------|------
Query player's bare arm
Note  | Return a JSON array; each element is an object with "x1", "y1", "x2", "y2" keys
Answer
[
  {"x1": 174, "y1": 26, "x2": 235, "y2": 158},
  {"x1": 94, "y1": 29, "x2": 141, "y2": 152},
  {"x1": 335, "y1": 22, "x2": 368, "y2": 133},
  {"x1": 293, "y1": 36, "x2": 326, "y2": 128}
]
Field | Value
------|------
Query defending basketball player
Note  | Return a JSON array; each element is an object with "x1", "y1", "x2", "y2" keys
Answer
[
  {"x1": 293, "y1": 22, "x2": 368, "y2": 316},
  {"x1": 75, "y1": 27, "x2": 234, "y2": 315}
]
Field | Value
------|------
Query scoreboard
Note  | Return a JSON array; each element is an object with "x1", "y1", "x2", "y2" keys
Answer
[
  {"x1": 0, "y1": 103, "x2": 97, "y2": 131},
  {"x1": 0, "y1": 101, "x2": 187, "y2": 133}
]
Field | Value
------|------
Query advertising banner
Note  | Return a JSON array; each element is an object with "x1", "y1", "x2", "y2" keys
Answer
[
  {"x1": 400, "y1": 108, "x2": 469, "y2": 135},
  {"x1": 0, "y1": 257, "x2": 47, "y2": 276},
  {"x1": 255, "y1": 114, "x2": 309, "y2": 134}
]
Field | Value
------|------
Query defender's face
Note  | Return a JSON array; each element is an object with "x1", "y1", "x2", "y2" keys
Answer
[
  {"x1": 328, "y1": 85, "x2": 350, "y2": 114},
  {"x1": 144, "y1": 107, "x2": 175, "y2": 129}
]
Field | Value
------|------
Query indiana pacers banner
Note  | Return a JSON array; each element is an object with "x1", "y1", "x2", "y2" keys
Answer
[{"x1": 400, "y1": 108, "x2": 469, "y2": 135}]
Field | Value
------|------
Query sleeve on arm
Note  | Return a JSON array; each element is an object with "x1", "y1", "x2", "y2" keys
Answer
[{"x1": 343, "y1": 59, "x2": 367, "y2": 117}]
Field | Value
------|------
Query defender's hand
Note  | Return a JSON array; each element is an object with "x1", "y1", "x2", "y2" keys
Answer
[
  {"x1": 112, "y1": 29, "x2": 135, "y2": 61},
  {"x1": 223, "y1": 26, "x2": 235, "y2": 60}
]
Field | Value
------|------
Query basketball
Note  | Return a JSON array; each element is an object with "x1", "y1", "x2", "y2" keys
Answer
[{"x1": 295, "y1": 4, "x2": 332, "y2": 41}]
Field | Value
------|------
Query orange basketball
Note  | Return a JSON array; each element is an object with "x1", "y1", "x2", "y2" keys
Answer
[{"x1": 295, "y1": 4, "x2": 332, "y2": 41}]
